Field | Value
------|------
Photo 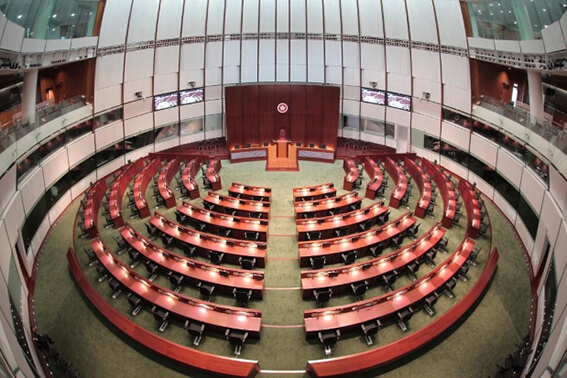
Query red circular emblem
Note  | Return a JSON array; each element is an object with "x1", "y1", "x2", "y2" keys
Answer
[{"x1": 277, "y1": 102, "x2": 288, "y2": 114}]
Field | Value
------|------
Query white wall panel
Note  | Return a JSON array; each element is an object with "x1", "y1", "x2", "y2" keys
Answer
[
  {"x1": 360, "y1": 102, "x2": 385, "y2": 121},
  {"x1": 206, "y1": 42, "x2": 223, "y2": 68},
  {"x1": 470, "y1": 133, "x2": 497, "y2": 167},
  {"x1": 556, "y1": 221, "x2": 567, "y2": 280},
  {"x1": 386, "y1": 107, "x2": 411, "y2": 127},
  {"x1": 406, "y1": 0, "x2": 438, "y2": 44},
  {"x1": 413, "y1": 98, "x2": 441, "y2": 119},
  {"x1": 124, "y1": 50, "x2": 155, "y2": 82},
  {"x1": 341, "y1": 0, "x2": 359, "y2": 36},
  {"x1": 411, "y1": 49, "x2": 440, "y2": 81},
  {"x1": 0, "y1": 223, "x2": 10, "y2": 283},
  {"x1": 260, "y1": 0, "x2": 276, "y2": 32},
  {"x1": 277, "y1": 64, "x2": 290, "y2": 82},
  {"x1": 155, "y1": 46, "x2": 180, "y2": 75},
  {"x1": 95, "y1": 55, "x2": 125, "y2": 89},
  {"x1": 48, "y1": 191, "x2": 71, "y2": 225},
  {"x1": 433, "y1": 0, "x2": 467, "y2": 48},
  {"x1": 180, "y1": 102, "x2": 205, "y2": 120},
  {"x1": 20, "y1": 168, "x2": 45, "y2": 215},
  {"x1": 325, "y1": 66, "x2": 341, "y2": 85},
  {"x1": 94, "y1": 85, "x2": 123, "y2": 113},
  {"x1": 224, "y1": 41, "x2": 241, "y2": 69},
  {"x1": 241, "y1": 40, "x2": 259, "y2": 83},
  {"x1": 515, "y1": 216, "x2": 534, "y2": 255},
  {"x1": 182, "y1": 0, "x2": 207, "y2": 37},
  {"x1": 67, "y1": 134, "x2": 95, "y2": 167},
  {"x1": 343, "y1": 67, "x2": 360, "y2": 87},
  {"x1": 441, "y1": 121, "x2": 469, "y2": 151},
  {"x1": 361, "y1": 43, "x2": 384, "y2": 71},
  {"x1": 386, "y1": 46, "x2": 410, "y2": 76},
  {"x1": 288, "y1": 0, "x2": 305, "y2": 32},
  {"x1": 123, "y1": 77, "x2": 153, "y2": 103},
  {"x1": 343, "y1": 100, "x2": 359, "y2": 116},
  {"x1": 243, "y1": 0, "x2": 260, "y2": 34},
  {"x1": 154, "y1": 107, "x2": 179, "y2": 127},
  {"x1": 127, "y1": 0, "x2": 159, "y2": 43},
  {"x1": 520, "y1": 168, "x2": 545, "y2": 213},
  {"x1": 124, "y1": 99, "x2": 152, "y2": 120},
  {"x1": 41, "y1": 148, "x2": 69, "y2": 188},
  {"x1": 533, "y1": 192, "x2": 563, "y2": 272},
  {"x1": 154, "y1": 72, "x2": 178, "y2": 95},
  {"x1": 205, "y1": 86, "x2": 222, "y2": 101},
  {"x1": 223, "y1": 2, "x2": 242, "y2": 34},
  {"x1": 45, "y1": 39, "x2": 71, "y2": 52},
  {"x1": 155, "y1": 137, "x2": 180, "y2": 152},
  {"x1": 21, "y1": 38, "x2": 45, "y2": 53},
  {"x1": 343, "y1": 42, "x2": 360, "y2": 69},
  {"x1": 443, "y1": 85, "x2": 471, "y2": 114},
  {"x1": 323, "y1": 0, "x2": 341, "y2": 35},
  {"x1": 325, "y1": 40, "x2": 342, "y2": 67},
  {"x1": 343, "y1": 86, "x2": 359, "y2": 101},
  {"x1": 70, "y1": 172, "x2": 97, "y2": 200},
  {"x1": 224, "y1": 66, "x2": 241, "y2": 84},
  {"x1": 413, "y1": 78, "x2": 441, "y2": 103},
  {"x1": 494, "y1": 190, "x2": 518, "y2": 225},
  {"x1": 126, "y1": 144, "x2": 154, "y2": 162},
  {"x1": 358, "y1": 0, "x2": 383, "y2": 37},
  {"x1": 3, "y1": 193, "x2": 24, "y2": 246},
  {"x1": 205, "y1": 100, "x2": 222, "y2": 115},
  {"x1": 440, "y1": 155, "x2": 467, "y2": 180},
  {"x1": 259, "y1": 40, "x2": 276, "y2": 66},
  {"x1": 156, "y1": 0, "x2": 184, "y2": 40},
  {"x1": 441, "y1": 54, "x2": 470, "y2": 89},
  {"x1": 97, "y1": 156, "x2": 125, "y2": 179},
  {"x1": 0, "y1": 165, "x2": 16, "y2": 216},
  {"x1": 98, "y1": 0, "x2": 133, "y2": 47},
  {"x1": 497, "y1": 148, "x2": 524, "y2": 189},
  {"x1": 542, "y1": 22, "x2": 566, "y2": 53},
  {"x1": 550, "y1": 165, "x2": 567, "y2": 214},
  {"x1": 95, "y1": 121, "x2": 124, "y2": 150},
  {"x1": 277, "y1": 0, "x2": 289, "y2": 32},
  {"x1": 412, "y1": 113, "x2": 440, "y2": 135},
  {"x1": 207, "y1": 0, "x2": 225, "y2": 35},
  {"x1": 387, "y1": 73, "x2": 411, "y2": 95},
  {"x1": 180, "y1": 131, "x2": 206, "y2": 145},
  {"x1": 125, "y1": 113, "x2": 154, "y2": 137},
  {"x1": 383, "y1": 0, "x2": 409, "y2": 40},
  {"x1": 306, "y1": 0, "x2": 323, "y2": 34}
]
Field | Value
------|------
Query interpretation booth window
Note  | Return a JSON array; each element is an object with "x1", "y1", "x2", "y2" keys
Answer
[
  {"x1": 361, "y1": 88, "x2": 386, "y2": 105},
  {"x1": 180, "y1": 88, "x2": 204, "y2": 105},
  {"x1": 387, "y1": 92, "x2": 411, "y2": 111},
  {"x1": 154, "y1": 92, "x2": 179, "y2": 111}
]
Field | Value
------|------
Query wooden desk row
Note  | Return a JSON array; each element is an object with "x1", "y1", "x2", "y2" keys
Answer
[
  {"x1": 120, "y1": 224, "x2": 264, "y2": 298},
  {"x1": 458, "y1": 180, "x2": 482, "y2": 238},
  {"x1": 181, "y1": 158, "x2": 203, "y2": 200},
  {"x1": 157, "y1": 157, "x2": 181, "y2": 209},
  {"x1": 303, "y1": 237, "x2": 476, "y2": 339},
  {"x1": 300, "y1": 224, "x2": 445, "y2": 299},
  {"x1": 298, "y1": 212, "x2": 416, "y2": 267},
  {"x1": 206, "y1": 158, "x2": 222, "y2": 191},
  {"x1": 305, "y1": 247, "x2": 499, "y2": 377},
  {"x1": 294, "y1": 183, "x2": 337, "y2": 202},
  {"x1": 151, "y1": 212, "x2": 267, "y2": 268},
  {"x1": 383, "y1": 157, "x2": 408, "y2": 209},
  {"x1": 90, "y1": 238, "x2": 262, "y2": 338},
  {"x1": 67, "y1": 249, "x2": 261, "y2": 377},
  {"x1": 109, "y1": 158, "x2": 147, "y2": 228},
  {"x1": 402, "y1": 157, "x2": 432, "y2": 219},
  {"x1": 420, "y1": 158, "x2": 457, "y2": 228},
  {"x1": 82, "y1": 180, "x2": 108, "y2": 238},
  {"x1": 294, "y1": 192, "x2": 362, "y2": 219},
  {"x1": 364, "y1": 157, "x2": 384, "y2": 200},
  {"x1": 229, "y1": 183, "x2": 271, "y2": 202},
  {"x1": 203, "y1": 191, "x2": 270, "y2": 220},
  {"x1": 296, "y1": 202, "x2": 388, "y2": 241},
  {"x1": 343, "y1": 159, "x2": 360, "y2": 191},
  {"x1": 134, "y1": 158, "x2": 162, "y2": 218},
  {"x1": 178, "y1": 201, "x2": 269, "y2": 242}
]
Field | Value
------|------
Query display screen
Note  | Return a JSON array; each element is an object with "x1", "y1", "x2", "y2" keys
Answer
[
  {"x1": 153, "y1": 92, "x2": 178, "y2": 111},
  {"x1": 361, "y1": 88, "x2": 386, "y2": 105},
  {"x1": 387, "y1": 92, "x2": 411, "y2": 111},
  {"x1": 180, "y1": 88, "x2": 204, "y2": 105}
]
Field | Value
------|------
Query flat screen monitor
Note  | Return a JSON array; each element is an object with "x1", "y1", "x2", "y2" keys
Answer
[
  {"x1": 387, "y1": 92, "x2": 411, "y2": 111},
  {"x1": 179, "y1": 88, "x2": 204, "y2": 105},
  {"x1": 154, "y1": 92, "x2": 178, "y2": 111},
  {"x1": 361, "y1": 88, "x2": 386, "y2": 105}
]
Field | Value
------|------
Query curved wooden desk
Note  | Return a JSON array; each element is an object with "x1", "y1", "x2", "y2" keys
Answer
[
  {"x1": 294, "y1": 183, "x2": 337, "y2": 202},
  {"x1": 67, "y1": 248, "x2": 261, "y2": 377},
  {"x1": 384, "y1": 157, "x2": 407, "y2": 209},
  {"x1": 181, "y1": 158, "x2": 203, "y2": 200},
  {"x1": 294, "y1": 192, "x2": 362, "y2": 219},
  {"x1": 364, "y1": 157, "x2": 384, "y2": 200},
  {"x1": 420, "y1": 158, "x2": 456, "y2": 228},
  {"x1": 109, "y1": 158, "x2": 146, "y2": 227},
  {"x1": 158, "y1": 157, "x2": 180, "y2": 208},
  {"x1": 134, "y1": 158, "x2": 161, "y2": 218},
  {"x1": 203, "y1": 192, "x2": 270, "y2": 219},
  {"x1": 229, "y1": 183, "x2": 272, "y2": 202},
  {"x1": 83, "y1": 180, "x2": 107, "y2": 238},
  {"x1": 458, "y1": 180, "x2": 481, "y2": 238},
  {"x1": 206, "y1": 158, "x2": 222, "y2": 191},
  {"x1": 403, "y1": 157, "x2": 432, "y2": 219},
  {"x1": 343, "y1": 159, "x2": 359, "y2": 191}
]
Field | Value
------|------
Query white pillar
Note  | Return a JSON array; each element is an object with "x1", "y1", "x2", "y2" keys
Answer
[
  {"x1": 21, "y1": 69, "x2": 38, "y2": 125},
  {"x1": 528, "y1": 70, "x2": 544, "y2": 124}
]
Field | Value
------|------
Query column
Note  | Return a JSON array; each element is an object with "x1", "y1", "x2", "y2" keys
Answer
[
  {"x1": 527, "y1": 70, "x2": 544, "y2": 124},
  {"x1": 21, "y1": 70, "x2": 39, "y2": 125},
  {"x1": 510, "y1": 2, "x2": 535, "y2": 40}
]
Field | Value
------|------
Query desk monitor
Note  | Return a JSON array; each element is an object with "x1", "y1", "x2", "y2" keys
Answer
[
  {"x1": 154, "y1": 91, "x2": 179, "y2": 111},
  {"x1": 179, "y1": 88, "x2": 204, "y2": 105},
  {"x1": 328, "y1": 271, "x2": 339, "y2": 278}
]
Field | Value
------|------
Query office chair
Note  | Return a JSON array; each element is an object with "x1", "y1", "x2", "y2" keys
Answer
[
  {"x1": 128, "y1": 248, "x2": 140, "y2": 268},
  {"x1": 145, "y1": 222, "x2": 159, "y2": 238},
  {"x1": 82, "y1": 247, "x2": 97, "y2": 267},
  {"x1": 350, "y1": 280, "x2": 368, "y2": 301},
  {"x1": 396, "y1": 307, "x2": 413, "y2": 332},
  {"x1": 381, "y1": 271, "x2": 397, "y2": 292},
  {"x1": 169, "y1": 272, "x2": 184, "y2": 292},
  {"x1": 234, "y1": 144, "x2": 240, "y2": 149},
  {"x1": 360, "y1": 319, "x2": 381, "y2": 345},
  {"x1": 406, "y1": 261, "x2": 420, "y2": 281},
  {"x1": 296, "y1": 142, "x2": 301, "y2": 146},
  {"x1": 369, "y1": 242, "x2": 385, "y2": 257},
  {"x1": 225, "y1": 329, "x2": 248, "y2": 356},
  {"x1": 217, "y1": 227, "x2": 232, "y2": 238},
  {"x1": 209, "y1": 250, "x2": 225, "y2": 265},
  {"x1": 313, "y1": 288, "x2": 333, "y2": 307},
  {"x1": 114, "y1": 236, "x2": 128, "y2": 254},
  {"x1": 479, "y1": 221, "x2": 489, "y2": 236},
  {"x1": 334, "y1": 227, "x2": 349, "y2": 238},
  {"x1": 198, "y1": 282, "x2": 215, "y2": 301},
  {"x1": 451, "y1": 212, "x2": 462, "y2": 227},
  {"x1": 233, "y1": 288, "x2": 252, "y2": 306},
  {"x1": 341, "y1": 250, "x2": 357, "y2": 265},
  {"x1": 94, "y1": 261, "x2": 108, "y2": 282},
  {"x1": 469, "y1": 247, "x2": 482, "y2": 267},
  {"x1": 203, "y1": 201, "x2": 215, "y2": 211},
  {"x1": 245, "y1": 143, "x2": 251, "y2": 148},
  {"x1": 390, "y1": 234, "x2": 404, "y2": 248},
  {"x1": 353, "y1": 176, "x2": 363, "y2": 189},
  {"x1": 408, "y1": 223, "x2": 420, "y2": 239},
  {"x1": 424, "y1": 248, "x2": 437, "y2": 268},
  {"x1": 244, "y1": 231, "x2": 259, "y2": 241},
  {"x1": 224, "y1": 208, "x2": 237, "y2": 216},
  {"x1": 318, "y1": 329, "x2": 340, "y2": 357},
  {"x1": 185, "y1": 320, "x2": 205, "y2": 346},
  {"x1": 103, "y1": 212, "x2": 114, "y2": 229},
  {"x1": 152, "y1": 306, "x2": 170, "y2": 332},
  {"x1": 239, "y1": 256, "x2": 257, "y2": 270},
  {"x1": 306, "y1": 231, "x2": 322, "y2": 241},
  {"x1": 358, "y1": 219, "x2": 374, "y2": 232},
  {"x1": 423, "y1": 292, "x2": 439, "y2": 317},
  {"x1": 161, "y1": 234, "x2": 174, "y2": 247},
  {"x1": 145, "y1": 261, "x2": 159, "y2": 281},
  {"x1": 202, "y1": 176, "x2": 213, "y2": 190},
  {"x1": 377, "y1": 211, "x2": 390, "y2": 225},
  {"x1": 309, "y1": 256, "x2": 326, "y2": 270},
  {"x1": 458, "y1": 262, "x2": 470, "y2": 282},
  {"x1": 179, "y1": 243, "x2": 196, "y2": 257},
  {"x1": 320, "y1": 144, "x2": 326, "y2": 149},
  {"x1": 264, "y1": 141, "x2": 269, "y2": 146},
  {"x1": 310, "y1": 143, "x2": 315, "y2": 148},
  {"x1": 444, "y1": 277, "x2": 458, "y2": 298},
  {"x1": 108, "y1": 277, "x2": 122, "y2": 299}
]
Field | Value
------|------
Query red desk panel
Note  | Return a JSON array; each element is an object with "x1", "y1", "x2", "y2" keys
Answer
[
  {"x1": 342, "y1": 159, "x2": 359, "y2": 191},
  {"x1": 293, "y1": 183, "x2": 337, "y2": 202},
  {"x1": 229, "y1": 183, "x2": 272, "y2": 202},
  {"x1": 303, "y1": 238, "x2": 475, "y2": 339},
  {"x1": 83, "y1": 180, "x2": 108, "y2": 238},
  {"x1": 384, "y1": 157, "x2": 407, "y2": 209},
  {"x1": 120, "y1": 225, "x2": 264, "y2": 298},
  {"x1": 134, "y1": 158, "x2": 161, "y2": 219},
  {"x1": 90, "y1": 239, "x2": 262, "y2": 337},
  {"x1": 158, "y1": 157, "x2": 181, "y2": 208},
  {"x1": 364, "y1": 157, "x2": 384, "y2": 200},
  {"x1": 296, "y1": 202, "x2": 387, "y2": 241},
  {"x1": 206, "y1": 158, "x2": 222, "y2": 191},
  {"x1": 151, "y1": 213, "x2": 267, "y2": 268},
  {"x1": 182, "y1": 158, "x2": 203, "y2": 200},
  {"x1": 458, "y1": 180, "x2": 481, "y2": 238},
  {"x1": 178, "y1": 202, "x2": 269, "y2": 242},
  {"x1": 403, "y1": 157, "x2": 431, "y2": 219},
  {"x1": 109, "y1": 159, "x2": 147, "y2": 228},
  {"x1": 294, "y1": 192, "x2": 362, "y2": 219},
  {"x1": 204, "y1": 192, "x2": 270, "y2": 219},
  {"x1": 67, "y1": 249, "x2": 261, "y2": 378},
  {"x1": 301, "y1": 225, "x2": 445, "y2": 298},
  {"x1": 298, "y1": 212, "x2": 416, "y2": 266},
  {"x1": 420, "y1": 158, "x2": 456, "y2": 228}
]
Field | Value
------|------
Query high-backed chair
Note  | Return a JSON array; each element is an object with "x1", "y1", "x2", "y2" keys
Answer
[
  {"x1": 360, "y1": 319, "x2": 381, "y2": 345},
  {"x1": 198, "y1": 282, "x2": 215, "y2": 301},
  {"x1": 127, "y1": 293, "x2": 143, "y2": 316},
  {"x1": 239, "y1": 256, "x2": 256, "y2": 270},
  {"x1": 313, "y1": 288, "x2": 333, "y2": 307},
  {"x1": 185, "y1": 320, "x2": 205, "y2": 346},
  {"x1": 152, "y1": 306, "x2": 170, "y2": 332},
  {"x1": 225, "y1": 329, "x2": 249, "y2": 356},
  {"x1": 318, "y1": 329, "x2": 340, "y2": 357},
  {"x1": 341, "y1": 250, "x2": 357, "y2": 265},
  {"x1": 233, "y1": 288, "x2": 252, "y2": 306},
  {"x1": 309, "y1": 256, "x2": 326, "y2": 270},
  {"x1": 350, "y1": 280, "x2": 368, "y2": 301}
]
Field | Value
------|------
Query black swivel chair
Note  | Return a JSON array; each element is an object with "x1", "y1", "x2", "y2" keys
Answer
[
  {"x1": 127, "y1": 293, "x2": 143, "y2": 316},
  {"x1": 318, "y1": 329, "x2": 340, "y2": 357},
  {"x1": 217, "y1": 227, "x2": 232, "y2": 238},
  {"x1": 369, "y1": 242, "x2": 385, "y2": 257},
  {"x1": 185, "y1": 320, "x2": 205, "y2": 346},
  {"x1": 334, "y1": 227, "x2": 349, "y2": 238},
  {"x1": 169, "y1": 272, "x2": 184, "y2": 292},
  {"x1": 444, "y1": 277, "x2": 458, "y2": 298},
  {"x1": 381, "y1": 271, "x2": 397, "y2": 292},
  {"x1": 152, "y1": 306, "x2": 170, "y2": 332},
  {"x1": 198, "y1": 282, "x2": 215, "y2": 301},
  {"x1": 145, "y1": 222, "x2": 159, "y2": 238},
  {"x1": 108, "y1": 278, "x2": 122, "y2": 299},
  {"x1": 145, "y1": 261, "x2": 159, "y2": 281},
  {"x1": 244, "y1": 231, "x2": 259, "y2": 241},
  {"x1": 94, "y1": 261, "x2": 107, "y2": 282},
  {"x1": 313, "y1": 288, "x2": 333, "y2": 307},
  {"x1": 233, "y1": 288, "x2": 252, "y2": 306},
  {"x1": 225, "y1": 329, "x2": 249, "y2": 356},
  {"x1": 309, "y1": 256, "x2": 326, "y2": 270},
  {"x1": 209, "y1": 250, "x2": 225, "y2": 265},
  {"x1": 406, "y1": 261, "x2": 420, "y2": 281},
  {"x1": 83, "y1": 247, "x2": 96, "y2": 267},
  {"x1": 341, "y1": 250, "x2": 357, "y2": 265},
  {"x1": 377, "y1": 211, "x2": 390, "y2": 225},
  {"x1": 397, "y1": 307, "x2": 413, "y2": 332},
  {"x1": 306, "y1": 231, "x2": 322, "y2": 241},
  {"x1": 408, "y1": 223, "x2": 420, "y2": 239},
  {"x1": 239, "y1": 256, "x2": 257, "y2": 270},
  {"x1": 423, "y1": 292, "x2": 439, "y2": 316},
  {"x1": 350, "y1": 280, "x2": 368, "y2": 301},
  {"x1": 360, "y1": 319, "x2": 381, "y2": 345}
]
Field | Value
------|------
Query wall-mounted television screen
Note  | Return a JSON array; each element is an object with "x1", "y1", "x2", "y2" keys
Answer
[
  {"x1": 180, "y1": 88, "x2": 204, "y2": 105},
  {"x1": 154, "y1": 92, "x2": 178, "y2": 111},
  {"x1": 387, "y1": 92, "x2": 411, "y2": 111},
  {"x1": 361, "y1": 88, "x2": 386, "y2": 105}
]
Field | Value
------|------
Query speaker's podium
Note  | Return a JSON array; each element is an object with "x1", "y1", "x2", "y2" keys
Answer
[
  {"x1": 267, "y1": 129, "x2": 297, "y2": 171},
  {"x1": 275, "y1": 139, "x2": 290, "y2": 158}
]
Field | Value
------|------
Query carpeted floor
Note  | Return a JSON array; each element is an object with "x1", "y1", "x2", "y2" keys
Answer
[{"x1": 33, "y1": 159, "x2": 531, "y2": 377}]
